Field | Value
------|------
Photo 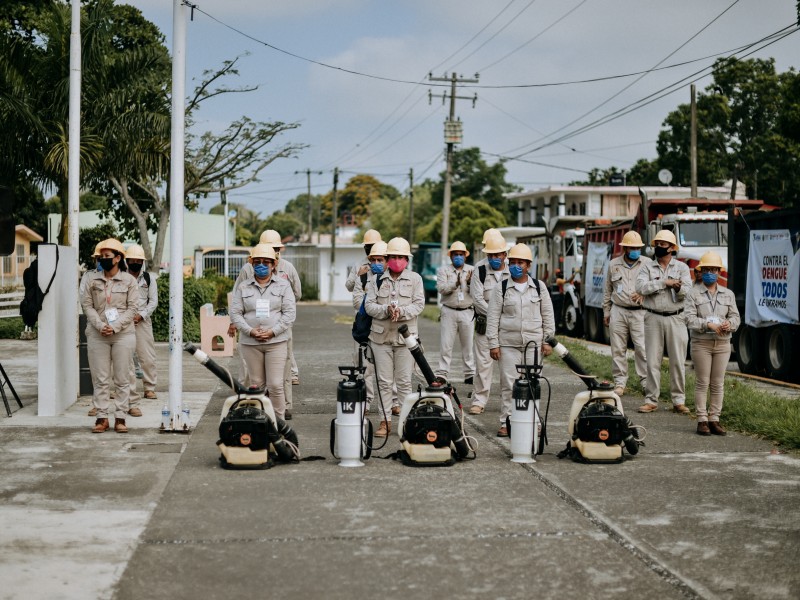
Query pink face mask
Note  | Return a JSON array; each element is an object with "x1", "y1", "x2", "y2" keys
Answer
[{"x1": 387, "y1": 258, "x2": 408, "y2": 273}]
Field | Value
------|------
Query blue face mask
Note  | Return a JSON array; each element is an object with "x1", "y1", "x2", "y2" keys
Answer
[
  {"x1": 254, "y1": 264, "x2": 271, "y2": 278},
  {"x1": 452, "y1": 255, "x2": 465, "y2": 268},
  {"x1": 702, "y1": 272, "x2": 718, "y2": 285},
  {"x1": 488, "y1": 257, "x2": 503, "y2": 271},
  {"x1": 370, "y1": 263, "x2": 384, "y2": 275},
  {"x1": 627, "y1": 250, "x2": 641, "y2": 261},
  {"x1": 509, "y1": 264, "x2": 525, "y2": 279},
  {"x1": 96, "y1": 261, "x2": 103, "y2": 272}
]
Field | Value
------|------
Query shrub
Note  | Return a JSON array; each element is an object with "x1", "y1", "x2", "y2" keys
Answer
[{"x1": 151, "y1": 274, "x2": 217, "y2": 342}]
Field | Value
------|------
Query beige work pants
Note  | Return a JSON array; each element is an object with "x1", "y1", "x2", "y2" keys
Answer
[
  {"x1": 690, "y1": 337, "x2": 730, "y2": 422},
  {"x1": 609, "y1": 305, "x2": 647, "y2": 390},
  {"x1": 283, "y1": 330, "x2": 294, "y2": 410},
  {"x1": 472, "y1": 330, "x2": 496, "y2": 408},
  {"x1": 497, "y1": 346, "x2": 540, "y2": 425},
  {"x1": 370, "y1": 342, "x2": 413, "y2": 424},
  {"x1": 128, "y1": 318, "x2": 158, "y2": 408},
  {"x1": 436, "y1": 306, "x2": 475, "y2": 381},
  {"x1": 240, "y1": 342, "x2": 288, "y2": 420},
  {"x1": 643, "y1": 312, "x2": 688, "y2": 406},
  {"x1": 87, "y1": 328, "x2": 136, "y2": 419}
]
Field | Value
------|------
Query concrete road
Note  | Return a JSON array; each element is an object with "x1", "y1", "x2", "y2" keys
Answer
[{"x1": 1, "y1": 303, "x2": 798, "y2": 600}]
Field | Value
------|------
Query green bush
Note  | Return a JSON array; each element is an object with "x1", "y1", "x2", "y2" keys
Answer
[
  {"x1": 0, "y1": 317, "x2": 26, "y2": 339},
  {"x1": 300, "y1": 272, "x2": 319, "y2": 301},
  {"x1": 151, "y1": 274, "x2": 217, "y2": 343}
]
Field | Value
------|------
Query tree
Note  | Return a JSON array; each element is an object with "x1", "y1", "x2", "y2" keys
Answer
[
  {"x1": 78, "y1": 221, "x2": 117, "y2": 268},
  {"x1": 417, "y1": 196, "x2": 507, "y2": 248},
  {"x1": 320, "y1": 174, "x2": 400, "y2": 228},
  {"x1": 261, "y1": 212, "x2": 304, "y2": 242},
  {"x1": 428, "y1": 148, "x2": 521, "y2": 223},
  {"x1": 365, "y1": 184, "x2": 439, "y2": 242}
]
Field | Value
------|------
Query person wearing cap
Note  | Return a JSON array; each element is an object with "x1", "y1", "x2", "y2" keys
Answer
[
  {"x1": 230, "y1": 244, "x2": 296, "y2": 421},
  {"x1": 346, "y1": 229, "x2": 382, "y2": 293},
  {"x1": 435, "y1": 241, "x2": 475, "y2": 384},
  {"x1": 684, "y1": 251, "x2": 739, "y2": 436},
  {"x1": 81, "y1": 238, "x2": 139, "y2": 434},
  {"x1": 468, "y1": 230, "x2": 509, "y2": 415},
  {"x1": 635, "y1": 229, "x2": 692, "y2": 414},
  {"x1": 364, "y1": 237, "x2": 424, "y2": 437},
  {"x1": 602, "y1": 231, "x2": 651, "y2": 396},
  {"x1": 124, "y1": 244, "x2": 159, "y2": 417},
  {"x1": 486, "y1": 243, "x2": 555, "y2": 437},
  {"x1": 234, "y1": 230, "x2": 302, "y2": 417},
  {"x1": 351, "y1": 240, "x2": 388, "y2": 412},
  {"x1": 79, "y1": 242, "x2": 104, "y2": 296}
]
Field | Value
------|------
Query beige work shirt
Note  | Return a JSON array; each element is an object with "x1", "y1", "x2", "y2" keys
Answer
[
  {"x1": 81, "y1": 270, "x2": 139, "y2": 334},
  {"x1": 603, "y1": 255, "x2": 652, "y2": 318},
  {"x1": 230, "y1": 276, "x2": 296, "y2": 345},
  {"x1": 684, "y1": 285, "x2": 740, "y2": 340},
  {"x1": 636, "y1": 257, "x2": 692, "y2": 313},
  {"x1": 364, "y1": 269, "x2": 425, "y2": 345},
  {"x1": 486, "y1": 277, "x2": 555, "y2": 350},
  {"x1": 437, "y1": 263, "x2": 475, "y2": 310}
]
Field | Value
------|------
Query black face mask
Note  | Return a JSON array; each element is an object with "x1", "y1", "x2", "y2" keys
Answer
[
  {"x1": 128, "y1": 263, "x2": 143, "y2": 274},
  {"x1": 99, "y1": 257, "x2": 116, "y2": 271},
  {"x1": 654, "y1": 246, "x2": 671, "y2": 258}
]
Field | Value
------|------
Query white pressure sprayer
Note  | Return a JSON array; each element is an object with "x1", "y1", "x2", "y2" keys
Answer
[
  {"x1": 508, "y1": 360, "x2": 542, "y2": 463},
  {"x1": 330, "y1": 355, "x2": 372, "y2": 468}
]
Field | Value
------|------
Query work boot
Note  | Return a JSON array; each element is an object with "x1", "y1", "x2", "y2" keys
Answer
[
  {"x1": 708, "y1": 421, "x2": 727, "y2": 436},
  {"x1": 496, "y1": 426, "x2": 509, "y2": 438},
  {"x1": 87, "y1": 407, "x2": 98, "y2": 417},
  {"x1": 696, "y1": 421, "x2": 711, "y2": 436},
  {"x1": 374, "y1": 421, "x2": 391, "y2": 437},
  {"x1": 284, "y1": 409, "x2": 292, "y2": 420},
  {"x1": 291, "y1": 377, "x2": 300, "y2": 385},
  {"x1": 92, "y1": 418, "x2": 109, "y2": 433},
  {"x1": 673, "y1": 403, "x2": 691, "y2": 415},
  {"x1": 468, "y1": 404, "x2": 485, "y2": 415},
  {"x1": 391, "y1": 406, "x2": 401, "y2": 416},
  {"x1": 637, "y1": 402, "x2": 659, "y2": 413},
  {"x1": 114, "y1": 419, "x2": 128, "y2": 433},
  {"x1": 128, "y1": 407, "x2": 143, "y2": 417},
  {"x1": 144, "y1": 391, "x2": 157, "y2": 400}
]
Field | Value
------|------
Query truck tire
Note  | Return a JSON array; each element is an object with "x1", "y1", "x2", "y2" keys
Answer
[
  {"x1": 735, "y1": 324, "x2": 764, "y2": 375},
  {"x1": 766, "y1": 325, "x2": 798, "y2": 382},
  {"x1": 562, "y1": 298, "x2": 582, "y2": 337}
]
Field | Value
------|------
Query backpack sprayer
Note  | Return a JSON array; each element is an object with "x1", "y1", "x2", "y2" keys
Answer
[
  {"x1": 545, "y1": 336, "x2": 643, "y2": 463},
  {"x1": 394, "y1": 324, "x2": 474, "y2": 466},
  {"x1": 184, "y1": 342, "x2": 299, "y2": 469},
  {"x1": 330, "y1": 346, "x2": 373, "y2": 467}
]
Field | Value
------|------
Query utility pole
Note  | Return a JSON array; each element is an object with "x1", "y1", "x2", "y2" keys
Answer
[
  {"x1": 690, "y1": 84, "x2": 698, "y2": 198},
  {"x1": 221, "y1": 177, "x2": 228, "y2": 277},
  {"x1": 408, "y1": 167, "x2": 414, "y2": 246},
  {"x1": 329, "y1": 167, "x2": 339, "y2": 303},
  {"x1": 295, "y1": 168, "x2": 322, "y2": 243},
  {"x1": 428, "y1": 72, "x2": 479, "y2": 258}
]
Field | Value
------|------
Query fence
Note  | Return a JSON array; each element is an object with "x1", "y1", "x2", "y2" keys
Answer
[
  {"x1": 281, "y1": 244, "x2": 320, "y2": 300},
  {"x1": 0, "y1": 290, "x2": 23, "y2": 319}
]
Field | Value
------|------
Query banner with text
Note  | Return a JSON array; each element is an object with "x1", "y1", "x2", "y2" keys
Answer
[
  {"x1": 585, "y1": 241, "x2": 611, "y2": 309},
  {"x1": 745, "y1": 230, "x2": 800, "y2": 327}
]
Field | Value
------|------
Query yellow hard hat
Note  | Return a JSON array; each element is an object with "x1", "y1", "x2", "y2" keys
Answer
[
  {"x1": 386, "y1": 237, "x2": 412, "y2": 257},
  {"x1": 448, "y1": 241, "x2": 470, "y2": 257},
  {"x1": 92, "y1": 242, "x2": 104, "y2": 258},
  {"x1": 368, "y1": 241, "x2": 388, "y2": 257},
  {"x1": 652, "y1": 229, "x2": 678, "y2": 248},
  {"x1": 508, "y1": 243, "x2": 533, "y2": 262},
  {"x1": 259, "y1": 229, "x2": 284, "y2": 248},
  {"x1": 620, "y1": 231, "x2": 644, "y2": 247},
  {"x1": 97, "y1": 238, "x2": 125, "y2": 257},
  {"x1": 363, "y1": 229, "x2": 382, "y2": 244},
  {"x1": 250, "y1": 244, "x2": 277, "y2": 261},
  {"x1": 483, "y1": 235, "x2": 507, "y2": 254},
  {"x1": 697, "y1": 251, "x2": 724, "y2": 269},
  {"x1": 481, "y1": 228, "x2": 501, "y2": 244},
  {"x1": 126, "y1": 244, "x2": 146, "y2": 261}
]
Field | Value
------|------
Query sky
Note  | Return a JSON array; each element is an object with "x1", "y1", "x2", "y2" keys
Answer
[{"x1": 128, "y1": 0, "x2": 800, "y2": 217}]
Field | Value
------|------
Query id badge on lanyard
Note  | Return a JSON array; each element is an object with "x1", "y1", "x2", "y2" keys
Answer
[{"x1": 256, "y1": 298, "x2": 270, "y2": 320}]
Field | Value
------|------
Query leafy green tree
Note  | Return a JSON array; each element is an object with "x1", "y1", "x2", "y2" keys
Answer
[
  {"x1": 417, "y1": 196, "x2": 507, "y2": 248},
  {"x1": 365, "y1": 184, "x2": 438, "y2": 242},
  {"x1": 428, "y1": 148, "x2": 521, "y2": 223},
  {"x1": 78, "y1": 221, "x2": 117, "y2": 268},
  {"x1": 261, "y1": 212, "x2": 304, "y2": 243},
  {"x1": 284, "y1": 192, "x2": 321, "y2": 240},
  {"x1": 320, "y1": 174, "x2": 400, "y2": 229}
]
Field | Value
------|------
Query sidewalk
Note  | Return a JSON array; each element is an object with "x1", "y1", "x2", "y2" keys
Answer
[{"x1": 1, "y1": 304, "x2": 799, "y2": 600}]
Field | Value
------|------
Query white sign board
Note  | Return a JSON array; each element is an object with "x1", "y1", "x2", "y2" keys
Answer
[
  {"x1": 745, "y1": 230, "x2": 800, "y2": 327},
  {"x1": 585, "y1": 241, "x2": 611, "y2": 309}
]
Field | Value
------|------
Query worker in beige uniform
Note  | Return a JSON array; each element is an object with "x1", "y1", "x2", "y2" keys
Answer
[
  {"x1": 435, "y1": 241, "x2": 475, "y2": 383},
  {"x1": 230, "y1": 244, "x2": 296, "y2": 420},
  {"x1": 233, "y1": 230, "x2": 302, "y2": 418},
  {"x1": 602, "y1": 231, "x2": 651, "y2": 396},
  {"x1": 468, "y1": 231, "x2": 509, "y2": 415},
  {"x1": 345, "y1": 229, "x2": 382, "y2": 294},
  {"x1": 124, "y1": 244, "x2": 159, "y2": 418},
  {"x1": 486, "y1": 244, "x2": 555, "y2": 437},
  {"x1": 684, "y1": 251, "x2": 740, "y2": 436},
  {"x1": 635, "y1": 229, "x2": 693, "y2": 414},
  {"x1": 351, "y1": 240, "x2": 388, "y2": 413},
  {"x1": 81, "y1": 238, "x2": 139, "y2": 434},
  {"x1": 364, "y1": 237, "x2": 425, "y2": 437}
]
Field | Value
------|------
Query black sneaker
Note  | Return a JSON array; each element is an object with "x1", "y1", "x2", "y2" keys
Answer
[
  {"x1": 284, "y1": 410, "x2": 292, "y2": 420},
  {"x1": 464, "y1": 377, "x2": 474, "y2": 385}
]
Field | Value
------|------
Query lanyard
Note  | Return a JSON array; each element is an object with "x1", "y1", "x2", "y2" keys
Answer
[
  {"x1": 104, "y1": 278, "x2": 113, "y2": 306},
  {"x1": 705, "y1": 290, "x2": 718, "y2": 313}
]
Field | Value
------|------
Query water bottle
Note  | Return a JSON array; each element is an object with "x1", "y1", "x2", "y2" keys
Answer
[
  {"x1": 161, "y1": 404, "x2": 171, "y2": 430},
  {"x1": 181, "y1": 405, "x2": 191, "y2": 429}
]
